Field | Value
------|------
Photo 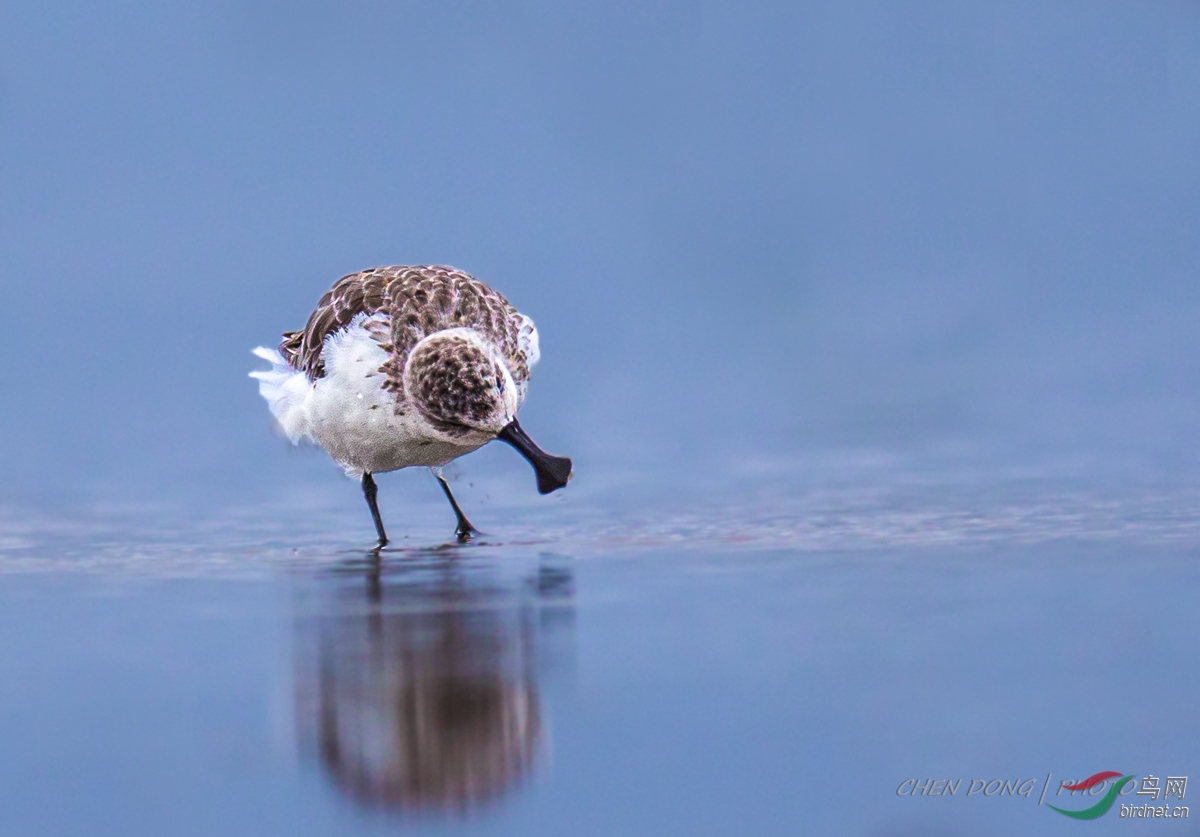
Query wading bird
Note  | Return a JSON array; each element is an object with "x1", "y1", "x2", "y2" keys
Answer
[{"x1": 251, "y1": 265, "x2": 572, "y2": 547}]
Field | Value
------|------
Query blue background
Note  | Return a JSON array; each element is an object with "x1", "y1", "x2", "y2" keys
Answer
[
  {"x1": 4, "y1": 0, "x2": 1200, "y2": 501},
  {"x1": 2, "y1": 5, "x2": 1199, "y2": 836}
]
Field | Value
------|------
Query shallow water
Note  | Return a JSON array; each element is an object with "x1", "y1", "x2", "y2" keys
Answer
[{"x1": 1, "y1": 470, "x2": 1197, "y2": 836}]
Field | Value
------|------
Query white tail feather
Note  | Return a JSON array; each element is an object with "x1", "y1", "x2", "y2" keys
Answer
[
  {"x1": 517, "y1": 314, "x2": 540, "y2": 369},
  {"x1": 249, "y1": 347, "x2": 313, "y2": 443}
]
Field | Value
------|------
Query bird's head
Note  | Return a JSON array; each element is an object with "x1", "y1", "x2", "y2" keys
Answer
[
  {"x1": 405, "y1": 328, "x2": 572, "y2": 494},
  {"x1": 404, "y1": 328, "x2": 519, "y2": 440}
]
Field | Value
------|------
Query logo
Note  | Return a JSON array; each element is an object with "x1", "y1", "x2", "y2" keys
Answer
[
  {"x1": 896, "y1": 770, "x2": 1188, "y2": 821},
  {"x1": 1048, "y1": 772, "x2": 1133, "y2": 820}
]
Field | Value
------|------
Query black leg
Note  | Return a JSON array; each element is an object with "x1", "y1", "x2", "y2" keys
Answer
[
  {"x1": 361, "y1": 472, "x2": 388, "y2": 549},
  {"x1": 433, "y1": 470, "x2": 478, "y2": 542}
]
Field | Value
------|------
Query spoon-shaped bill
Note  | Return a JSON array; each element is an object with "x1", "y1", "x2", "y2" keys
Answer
[{"x1": 496, "y1": 420, "x2": 572, "y2": 494}]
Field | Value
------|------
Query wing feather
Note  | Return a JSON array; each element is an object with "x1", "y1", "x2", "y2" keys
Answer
[{"x1": 279, "y1": 266, "x2": 536, "y2": 386}]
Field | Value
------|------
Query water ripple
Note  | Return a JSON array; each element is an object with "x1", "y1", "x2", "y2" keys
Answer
[{"x1": 2, "y1": 478, "x2": 1200, "y2": 578}]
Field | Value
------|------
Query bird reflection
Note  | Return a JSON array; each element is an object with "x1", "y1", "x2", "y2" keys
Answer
[{"x1": 294, "y1": 551, "x2": 574, "y2": 813}]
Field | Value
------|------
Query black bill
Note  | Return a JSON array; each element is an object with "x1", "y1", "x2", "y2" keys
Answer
[{"x1": 496, "y1": 420, "x2": 573, "y2": 495}]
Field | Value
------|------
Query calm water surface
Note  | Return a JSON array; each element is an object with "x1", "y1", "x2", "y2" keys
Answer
[{"x1": 0, "y1": 470, "x2": 1197, "y2": 836}]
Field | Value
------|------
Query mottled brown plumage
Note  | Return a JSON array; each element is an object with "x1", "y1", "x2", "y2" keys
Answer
[
  {"x1": 405, "y1": 331, "x2": 510, "y2": 435},
  {"x1": 280, "y1": 265, "x2": 532, "y2": 390}
]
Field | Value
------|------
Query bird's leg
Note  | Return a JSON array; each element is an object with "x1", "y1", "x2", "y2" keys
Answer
[
  {"x1": 361, "y1": 472, "x2": 388, "y2": 549},
  {"x1": 433, "y1": 468, "x2": 478, "y2": 543}
]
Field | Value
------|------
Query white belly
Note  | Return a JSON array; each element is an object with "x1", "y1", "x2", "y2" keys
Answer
[{"x1": 251, "y1": 318, "x2": 486, "y2": 476}]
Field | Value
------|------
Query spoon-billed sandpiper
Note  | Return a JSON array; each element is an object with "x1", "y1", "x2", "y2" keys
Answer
[{"x1": 251, "y1": 265, "x2": 572, "y2": 547}]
